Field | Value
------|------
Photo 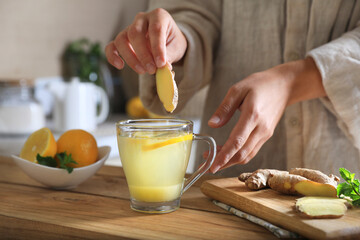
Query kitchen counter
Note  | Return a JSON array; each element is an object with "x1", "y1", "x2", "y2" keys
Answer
[{"x1": 0, "y1": 156, "x2": 276, "y2": 239}]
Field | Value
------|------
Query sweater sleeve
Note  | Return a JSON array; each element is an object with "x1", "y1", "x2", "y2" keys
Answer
[
  {"x1": 307, "y1": 22, "x2": 360, "y2": 149},
  {"x1": 139, "y1": 0, "x2": 222, "y2": 115}
]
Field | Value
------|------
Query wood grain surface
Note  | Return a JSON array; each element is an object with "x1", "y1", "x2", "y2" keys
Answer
[
  {"x1": 0, "y1": 156, "x2": 277, "y2": 239},
  {"x1": 201, "y1": 177, "x2": 360, "y2": 240}
]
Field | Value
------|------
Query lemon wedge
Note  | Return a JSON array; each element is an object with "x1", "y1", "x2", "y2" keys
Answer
[
  {"x1": 142, "y1": 134, "x2": 193, "y2": 151},
  {"x1": 20, "y1": 127, "x2": 57, "y2": 162}
]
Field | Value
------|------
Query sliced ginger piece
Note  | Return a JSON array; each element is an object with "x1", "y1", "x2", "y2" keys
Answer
[
  {"x1": 156, "y1": 64, "x2": 178, "y2": 113},
  {"x1": 294, "y1": 180, "x2": 337, "y2": 197},
  {"x1": 296, "y1": 196, "x2": 349, "y2": 219}
]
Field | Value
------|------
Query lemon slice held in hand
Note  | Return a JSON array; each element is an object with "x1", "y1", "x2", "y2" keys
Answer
[{"x1": 20, "y1": 127, "x2": 57, "y2": 162}]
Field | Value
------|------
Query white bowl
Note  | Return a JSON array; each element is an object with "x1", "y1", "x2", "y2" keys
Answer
[{"x1": 11, "y1": 146, "x2": 111, "y2": 189}]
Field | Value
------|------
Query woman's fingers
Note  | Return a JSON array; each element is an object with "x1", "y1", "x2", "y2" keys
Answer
[
  {"x1": 217, "y1": 128, "x2": 267, "y2": 171},
  {"x1": 127, "y1": 13, "x2": 157, "y2": 74},
  {"x1": 148, "y1": 8, "x2": 169, "y2": 68},
  {"x1": 208, "y1": 84, "x2": 247, "y2": 128},
  {"x1": 106, "y1": 8, "x2": 187, "y2": 74},
  {"x1": 105, "y1": 41, "x2": 124, "y2": 70},
  {"x1": 213, "y1": 110, "x2": 275, "y2": 172},
  {"x1": 240, "y1": 139, "x2": 266, "y2": 165},
  {"x1": 209, "y1": 104, "x2": 257, "y2": 173},
  {"x1": 203, "y1": 145, "x2": 223, "y2": 159},
  {"x1": 111, "y1": 9, "x2": 171, "y2": 74},
  {"x1": 206, "y1": 69, "x2": 290, "y2": 173},
  {"x1": 113, "y1": 28, "x2": 146, "y2": 74}
]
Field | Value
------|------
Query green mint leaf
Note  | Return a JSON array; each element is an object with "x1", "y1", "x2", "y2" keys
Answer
[
  {"x1": 339, "y1": 168, "x2": 352, "y2": 183},
  {"x1": 352, "y1": 198, "x2": 360, "y2": 207},
  {"x1": 337, "y1": 182, "x2": 353, "y2": 197},
  {"x1": 36, "y1": 154, "x2": 57, "y2": 168},
  {"x1": 351, "y1": 194, "x2": 360, "y2": 201},
  {"x1": 66, "y1": 166, "x2": 74, "y2": 174},
  {"x1": 56, "y1": 152, "x2": 78, "y2": 174},
  {"x1": 350, "y1": 175, "x2": 360, "y2": 195},
  {"x1": 351, "y1": 173, "x2": 356, "y2": 181},
  {"x1": 353, "y1": 179, "x2": 360, "y2": 190},
  {"x1": 56, "y1": 153, "x2": 65, "y2": 167},
  {"x1": 338, "y1": 168, "x2": 360, "y2": 207}
]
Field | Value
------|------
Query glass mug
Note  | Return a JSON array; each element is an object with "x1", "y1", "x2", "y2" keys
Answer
[{"x1": 116, "y1": 119, "x2": 216, "y2": 213}]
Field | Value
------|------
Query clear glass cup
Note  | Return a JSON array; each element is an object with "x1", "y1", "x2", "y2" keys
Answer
[{"x1": 116, "y1": 119, "x2": 216, "y2": 213}]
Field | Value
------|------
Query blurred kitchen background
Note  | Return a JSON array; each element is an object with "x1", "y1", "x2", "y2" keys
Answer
[{"x1": 0, "y1": 0, "x2": 208, "y2": 173}]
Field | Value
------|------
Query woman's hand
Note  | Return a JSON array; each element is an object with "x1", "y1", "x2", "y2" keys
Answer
[
  {"x1": 208, "y1": 58, "x2": 325, "y2": 173},
  {"x1": 105, "y1": 8, "x2": 187, "y2": 74}
]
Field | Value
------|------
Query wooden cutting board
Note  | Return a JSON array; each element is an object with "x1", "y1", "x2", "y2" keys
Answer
[{"x1": 201, "y1": 177, "x2": 360, "y2": 240}]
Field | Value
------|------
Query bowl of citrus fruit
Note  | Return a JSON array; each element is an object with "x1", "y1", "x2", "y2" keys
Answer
[{"x1": 11, "y1": 127, "x2": 111, "y2": 189}]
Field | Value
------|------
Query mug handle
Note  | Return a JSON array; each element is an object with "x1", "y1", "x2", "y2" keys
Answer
[
  {"x1": 95, "y1": 86, "x2": 110, "y2": 124},
  {"x1": 182, "y1": 134, "x2": 217, "y2": 193}
]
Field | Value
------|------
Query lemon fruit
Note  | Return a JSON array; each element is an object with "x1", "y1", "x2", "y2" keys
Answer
[
  {"x1": 57, "y1": 129, "x2": 98, "y2": 168},
  {"x1": 20, "y1": 127, "x2": 57, "y2": 162},
  {"x1": 126, "y1": 96, "x2": 149, "y2": 118}
]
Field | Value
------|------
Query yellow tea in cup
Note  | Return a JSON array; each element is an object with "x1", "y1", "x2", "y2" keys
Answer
[
  {"x1": 116, "y1": 119, "x2": 216, "y2": 213},
  {"x1": 118, "y1": 131, "x2": 192, "y2": 202}
]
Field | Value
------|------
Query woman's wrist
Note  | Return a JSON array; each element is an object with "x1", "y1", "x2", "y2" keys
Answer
[{"x1": 275, "y1": 57, "x2": 326, "y2": 106}]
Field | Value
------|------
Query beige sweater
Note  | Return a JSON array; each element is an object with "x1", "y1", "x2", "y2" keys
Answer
[{"x1": 139, "y1": 0, "x2": 360, "y2": 176}]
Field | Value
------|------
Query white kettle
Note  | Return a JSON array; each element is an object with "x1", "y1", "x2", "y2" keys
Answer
[{"x1": 48, "y1": 77, "x2": 109, "y2": 132}]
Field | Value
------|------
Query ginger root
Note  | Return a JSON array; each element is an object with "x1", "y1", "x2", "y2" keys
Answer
[
  {"x1": 239, "y1": 169, "x2": 288, "y2": 190},
  {"x1": 156, "y1": 64, "x2": 178, "y2": 113},
  {"x1": 267, "y1": 173, "x2": 308, "y2": 195},
  {"x1": 295, "y1": 196, "x2": 350, "y2": 219},
  {"x1": 238, "y1": 168, "x2": 339, "y2": 197},
  {"x1": 289, "y1": 168, "x2": 339, "y2": 188},
  {"x1": 293, "y1": 180, "x2": 337, "y2": 197}
]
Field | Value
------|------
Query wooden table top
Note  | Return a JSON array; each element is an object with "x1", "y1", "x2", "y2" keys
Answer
[{"x1": 0, "y1": 155, "x2": 277, "y2": 240}]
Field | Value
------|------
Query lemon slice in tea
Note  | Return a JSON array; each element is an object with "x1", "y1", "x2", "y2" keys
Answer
[{"x1": 142, "y1": 133, "x2": 193, "y2": 151}]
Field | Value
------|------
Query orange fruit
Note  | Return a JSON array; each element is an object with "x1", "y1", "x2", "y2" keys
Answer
[
  {"x1": 20, "y1": 127, "x2": 57, "y2": 162},
  {"x1": 57, "y1": 129, "x2": 98, "y2": 168}
]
